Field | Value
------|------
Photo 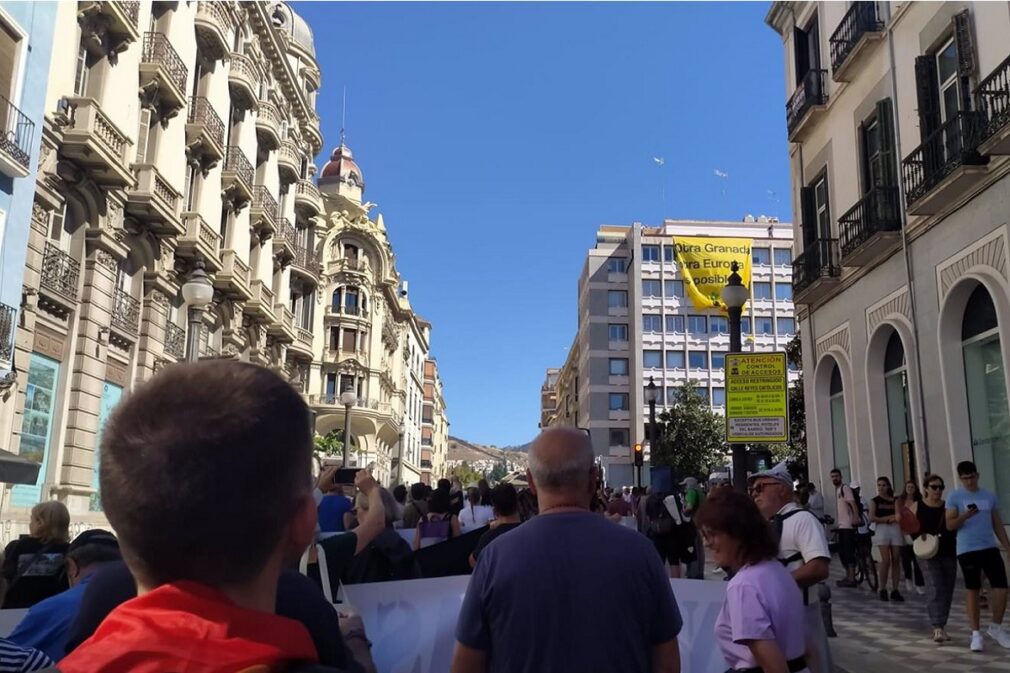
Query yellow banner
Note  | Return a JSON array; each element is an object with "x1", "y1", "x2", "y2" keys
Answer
[{"x1": 673, "y1": 236, "x2": 753, "y2": 311}]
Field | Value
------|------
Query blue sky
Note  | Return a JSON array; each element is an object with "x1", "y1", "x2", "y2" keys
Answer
[{"x1": 295, "y1": 2, "x2": 791, "y2": 447}]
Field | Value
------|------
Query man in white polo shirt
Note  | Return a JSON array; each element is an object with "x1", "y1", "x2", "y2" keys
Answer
[{"x1": 750, "y1": 463, "x2": 833, "y2": 673}]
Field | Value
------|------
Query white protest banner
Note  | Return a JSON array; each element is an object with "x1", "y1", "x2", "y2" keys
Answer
[{"x1": 343, "y1": 575, "x2": 728, "y2": 673}]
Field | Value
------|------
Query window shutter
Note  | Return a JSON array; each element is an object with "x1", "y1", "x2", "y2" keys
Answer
[
  {"x1": 913, "y1": 55, "x2": 941, "y2": 141},
  {"x1": 953, "y1": 10, "x2": 976, "y2": 79},
  {"x1": 858, "y1": 118, "x2": 871, "y2": 193},
  {"x1": 793, "y1": 26, "x2": 809, "y2": 82},
  {"x1": 800, "y1": 186, "x2": 816, "y2": 246},
  {"x1": 136, "y1": 108, "x2": 152, "y2": 164},
  {"x1": 875, "y1": 97, "x2": 897, "y2": 188}
]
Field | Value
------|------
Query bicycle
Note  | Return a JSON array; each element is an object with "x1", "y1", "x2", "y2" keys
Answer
[{"x1": 854, "y1": 533, "x2": 878, "y2": 591}]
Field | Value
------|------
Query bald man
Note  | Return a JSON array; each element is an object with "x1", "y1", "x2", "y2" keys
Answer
[{"x1": 451, "y1": 428, "x2": 682, "y2": 673}]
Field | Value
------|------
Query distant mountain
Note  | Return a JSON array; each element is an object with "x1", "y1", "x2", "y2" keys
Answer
[{"x1": 447, "y1": 436, "x2": 530, "y2": 465}]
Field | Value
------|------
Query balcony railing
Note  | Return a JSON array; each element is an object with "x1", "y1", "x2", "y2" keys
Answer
[
  {"x1": 420, "y1": 459, "x2": 433, "y2": 469},
  {"x1": 976, "y1": 52, "x2": 1010, "y2": 149},
  {"x1": 838, "y1": 186, "x2": 901, "y2": 259},
  {"x1": 223, "y1": 145, "x2": 253, "y2": 190},
  {"x1": 165, "y1": 322, "x2": 186, "y2": 359},
  {"x1": 901, "y1": 111, "x2": 987, "y2": 206},
  {"x1": 0, "y1": 94, "x2": 35, "y2": 173},
  {"x1": 111, "y1": 287, "x2": 140, "y2": 335},
  {"x1": 829, "y1": 2, "x2": 882, "y2": 76},
  {"x1": 187, "y1": 96, "x2": 224, "y2": 148},
  {"x1": 296, "y1": 179, "x2": 322, "y2": 203},
  {"x1": 296, "y1": 327, "x2": 313, "y2": 348},
  {"x1": 277, "y1": 218, "x2": 297, "y2": 246},
  {"x1": 293, "y1": 245, "x2": 320, "y2": 275},
  {"x1": 41, "y1": 242, "x2": 79, "y2": 300},
  {"x1": 786, "y1": 69, "x2": 827, "y2": 135},
  {"x1": 0, "y1": 303, "x2": 15, "y2": 363},
  {"x1": 118, "y1": 1, "x2": 140, "y2": 26},
  {"x1": 792, "y1": 238, "x2": 840, "y2": 295},
  {"x1": 142, "y1": 32, "x2": 188, "y2": 94}
]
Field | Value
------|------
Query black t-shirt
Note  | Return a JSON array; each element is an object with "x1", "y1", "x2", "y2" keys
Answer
[
  {"x1": 1, "y1": 537, "x2": 69, "y2": 609},
  {"x1": 472, "y1": 523, "x2": 522, "y2": 562},
  {"x1": 872, "y1": 496, "x2": 896, "y2": 519}
]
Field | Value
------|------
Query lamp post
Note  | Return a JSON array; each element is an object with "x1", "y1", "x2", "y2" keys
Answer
[
  {"x1": 644, "y1": 376, "x2": 659, "y2": 490},
  {"x1": 180, "y1": 258, "x2": 214, "y2": 363},
  {"x1": 396, "y1": 422, "x2": 405, "y2": 486},
  {"x1": 340, "y1": 387, "x2": 357, "y2": 467},
  {"x1": 721, "y1": 261, "x2": 750, "y2": 492}
]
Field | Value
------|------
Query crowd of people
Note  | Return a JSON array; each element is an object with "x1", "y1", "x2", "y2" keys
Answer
[{"x1": 0, "y1": 362, "x2": 1003, "y2": 672}]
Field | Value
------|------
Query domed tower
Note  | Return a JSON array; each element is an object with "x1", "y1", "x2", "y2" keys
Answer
[{"x1": 319, "y1": 142, "x2": 365, "y2": 205}]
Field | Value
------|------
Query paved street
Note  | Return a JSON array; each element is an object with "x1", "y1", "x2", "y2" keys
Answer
[{"x1": 824, "y1": 561, "x2": 1010, "y2": 673}]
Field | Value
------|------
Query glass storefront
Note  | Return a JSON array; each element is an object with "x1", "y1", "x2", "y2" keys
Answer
[
  {"x1": 883, "y1": 331, "x2": 914, "y2": 485},
  {"x1": 829, "y1": 363, "x2": 850, "y2": 482},
  {"x1": 12, "y1": 354, "x2": 60, "y2": 508},
  {"x1": 90, "y1": 382, "x2": 123, "y2": 512},
  {"x1": 962, "y1": 285, "x2": 1010, "y2": 519}
]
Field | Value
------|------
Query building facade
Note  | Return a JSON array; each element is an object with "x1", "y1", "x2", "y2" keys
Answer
[
  {"x1": 539, "y1": 367, "x2": 560, "y2": 428},
  {"x1": 549, "y1": 219, "x2": 799, "y2": 487},
  {"x1": 309, "y1": 140, "x2": 446, "y2": 488},
  {"x1": 0, "y1": 2, "x2": 57, "y2": 484},
  {"x1": 3, "y1": 1, "x2": 326, "y2": 536},
  {"x1": 422, "y1": 359, "x2": 449, "y2": 484},
  {"x1": 766, "y1": 2, "x2": 1010, "y2": 519}
]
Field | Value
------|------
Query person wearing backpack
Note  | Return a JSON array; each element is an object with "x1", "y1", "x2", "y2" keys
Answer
[
  {"x1": 829, "y1": 469, "x2": 858, "y2": 588},
  {"x1": 646, "y1": 491, "x2": 694, "y2": 578},
  {"x1": 750, "y1": 464, "x2": 832, "y2": 673}
]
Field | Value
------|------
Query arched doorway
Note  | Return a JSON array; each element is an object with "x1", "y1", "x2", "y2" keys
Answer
[
  {"x1": 883, "y1": 331, "x2": 915, "y2": 485},
  {"x1": 828, "y1": 359, "x2": 851, "y2": 482},
  {"x1": 961, "y1": 284, "x2": 1010, "y2": 514}
]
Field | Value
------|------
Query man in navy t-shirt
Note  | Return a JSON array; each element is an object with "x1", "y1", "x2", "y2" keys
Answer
[
  {"x1": 318, "y1": 486, "x2": 353, "y2": 533},
  {"x1": 451, "y1": 427, "x2": 682, "y2": 673}
]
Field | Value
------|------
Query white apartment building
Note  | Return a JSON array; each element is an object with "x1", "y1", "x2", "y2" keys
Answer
[
  {"x1": 551, "y1": 219, "x2": 799, "y2": 487},
  {"x1": 766, "y1": 2, "x2": 1010, "y2": 519}
]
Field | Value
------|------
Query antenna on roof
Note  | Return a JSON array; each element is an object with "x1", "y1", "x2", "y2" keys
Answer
[{"x1": 340, "y1": 86, "x2": 347, "y2": 145}]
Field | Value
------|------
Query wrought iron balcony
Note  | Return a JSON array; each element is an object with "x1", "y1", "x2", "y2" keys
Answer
[
  {"x1": 901, "y1": 111, "x2": 988, "y2": 215},
  {"x1": 786, "y1": 69, "x2": 828, "y2": 140},
  {"x1": 111, "y1": 287, "x2": 140, "y2": 335},
  {"x1": 0, "y1": 94, "x2": 34, "y2": 178},
  {"x1": 41, "y1": 242, "x2": 80, "y2": 302},
  {"x1": 164, "y1": 322, "x2": 186, "y2": 359},
  {"x1": 420, "y1": 459, "x2": 433, "y2": 469},
  {"x1": 976, "y1": 52, "x2": 1010, "y2": 156},
  {"x1": 61, "y1": 97, "x2": 133, "y2": 186},
  {"x1": 295, "y1": 179, "x2": 322, "y2": 216},
  {"x1": 292, "y1": 244, "x2": 320, "y2": 281},
  {"x1": 829, "y1": 2, "x2": 883, "y2": 81},
  {"x1": 194, "y1": 1, "x2": 230, "y2": 61},
  {"x1": 250, "y1": 185, "x2": 278, "y2": 234},
  {"x1": 186, "y1": 96, "x2": 224, "y2": 163},
  {"x1": 838, "y1": 186, "x2": 901, "y2": 265},
  {"x1": 115, "y1": 1, "x2": 140, "y2": 27},
  {"x1": 222, "y1": 146, "x2": 254, "y2": 203},
  {"x1": 228, "y1": 52, "x2": 258, "y2": 111},
  {"x1": 273, "y1": 218, "x2": 297, "y2": 261},
  {"x1": 140, "y1": 32, "x2": 188, "y2": 111},
  {"x1": 792, "y1": 238, "x2": 840, "y2": 302},
  {"x1": 78, "y1": 2, "x2": 139, "y2": 53},
  {"x1": 255, "y1": 100, "x2": 281, "y2": 151},
  {"x1": 0, "y1": 303, "x2": 15, "y2": 364}
]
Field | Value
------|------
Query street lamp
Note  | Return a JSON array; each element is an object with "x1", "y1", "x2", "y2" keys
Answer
[
  {"x1": 644, "y1": 376, "x2": 659, "y2": 490},
  {"x1": 181, "y1": 258, "x2": 214, "y2": 363},
  {"x1": 339, "y1": 387, "x2": 357, "y2": 467},
  {"x1": 721, "y1": 261, "x2": 749, "y2": 492}
]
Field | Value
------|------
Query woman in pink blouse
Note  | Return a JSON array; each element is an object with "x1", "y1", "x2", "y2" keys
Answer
[{"x1": 695, "y1": 489, "x2": 809, "y2": 673}]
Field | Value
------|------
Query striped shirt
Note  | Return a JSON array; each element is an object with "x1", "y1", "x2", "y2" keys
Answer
[{"x1": 0, "y1": 638, "x2": 52, "y2": 672}]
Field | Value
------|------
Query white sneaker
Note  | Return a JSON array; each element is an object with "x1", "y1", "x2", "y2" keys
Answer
[
  {"x1": 971, "y1": 631, "x2": 984, "y2": 652},
  {"x1": 916, "y1": 585, "x2": 926, "y2": 595},
  {"x1": 987, "y1": 624, "x2": 1010, "y2": 649}
]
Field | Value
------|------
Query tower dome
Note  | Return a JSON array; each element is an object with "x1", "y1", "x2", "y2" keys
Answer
[
  {"x1": 271, "y1": 3, "x2": 315, "y2": 59},
  {"x1": 319, "y1": 143, "x2": 365, "y2": 204}
]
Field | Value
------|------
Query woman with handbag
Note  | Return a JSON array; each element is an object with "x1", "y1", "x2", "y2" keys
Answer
[
  {"x1": 913, "y1": 475, "x2": 958, "y2": 643},
  {"x1": 897, "y1": 481, "x2": 926, "y2": 595}
]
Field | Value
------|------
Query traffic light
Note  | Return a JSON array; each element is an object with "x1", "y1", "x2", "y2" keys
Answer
[{"x1": 633, "y1": 443, "x2": 644, "y2": 467}]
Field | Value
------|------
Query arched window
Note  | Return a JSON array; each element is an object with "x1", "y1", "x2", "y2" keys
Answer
[
  {"x1": 331, "y1": 288, "x2": 342, "y2": 311},
  {"x1": 961, "y1": 284, "x2": 1010, "y2": 517},
  {"x1": 883, "y1": 331, "x2": 913, "y2": 483},
  {"x1": 828, "y1": 360, "x2": 850, "y2": 481},
  {"x1": 344, "y1": 287, "x2": 359, "y2": 315},
  {"x1": 343, "y1": 244, "x2": 358, "y2": 262}
]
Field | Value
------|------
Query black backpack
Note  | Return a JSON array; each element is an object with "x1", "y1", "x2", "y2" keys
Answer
[
  {"x1": 646, "y1": 493, "x2": 675, "y2": 535},
  {"x1": 772, "y1": 508, "x2": 822, "y2": 566}
]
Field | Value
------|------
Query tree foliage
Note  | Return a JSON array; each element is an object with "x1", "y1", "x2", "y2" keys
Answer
[
  {"x1": 314, "y1": 430, "x2": 344, "y2": 459},
  {"x1": 752, "y1": 334, "x2": 807, "y2": 479},
  {"x1": 449, "y1": 461, "x2": 484, "y2": 486},
  {"x1": 487, "y1": 461, "x2": 508, "y2": 484},
  {"x1": 651, "y1": 380, "x2": 727, "y2": 480}
]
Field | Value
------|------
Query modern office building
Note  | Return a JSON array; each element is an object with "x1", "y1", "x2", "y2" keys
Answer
[
  {"x1": 0, "y1": 2, "x2": 57, "y2": 484},
  {"x1": 766, "y1": 2, "x2": 1010, "y2": 518},
  {"x1": 547, "y1": 218, "x2": 799, "y2": 487}
]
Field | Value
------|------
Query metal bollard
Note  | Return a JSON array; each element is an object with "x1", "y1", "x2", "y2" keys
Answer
[{"x1": 817, "y1": 582, "x2": 837, "y2": 637}]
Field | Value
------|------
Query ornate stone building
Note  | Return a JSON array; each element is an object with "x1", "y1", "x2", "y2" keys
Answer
[
  {"x1": 309, "y1": 141, "x2": 448, "y2": 487},
  {"x1": 3, "y1": 1, "x2": 325, "y2": 536}
]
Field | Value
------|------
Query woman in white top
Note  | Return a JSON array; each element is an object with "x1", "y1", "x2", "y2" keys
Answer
[{"x1": 458, "y1": 486, "x2": 494, "y2": 532}]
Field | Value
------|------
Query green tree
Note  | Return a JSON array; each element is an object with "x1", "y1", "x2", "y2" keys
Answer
[
  {"x1": 449, "y1": 461, "x2": 483, "y2": 485},
  {"x1": 487, "y1": 460, "x2": 508, "y2": 484},
  {"x1": 751, "y1": 334, "x2": 807, "y2": 479},
  {"x1": 652, "y1": 380, "x2": 726, "y2": 479},
  {"x1": 314, "y1": 430, "x2": 343, "y2": 459}
]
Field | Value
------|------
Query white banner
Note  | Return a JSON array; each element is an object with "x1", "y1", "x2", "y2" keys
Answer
[{"x1": 343, "y1": 575, "x2": 728, "y2": 673}]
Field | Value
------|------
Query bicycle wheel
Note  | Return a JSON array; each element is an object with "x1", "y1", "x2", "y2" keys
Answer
[{"x1": 866, "y1": 556, "x2": 878, "y2": 591}]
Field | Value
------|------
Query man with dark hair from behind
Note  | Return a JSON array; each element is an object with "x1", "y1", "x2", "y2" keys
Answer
[
  {"x1": 402, "y1": 482, "x2": 429, "y2": 529},
  {"x1": 8, "y1": 530, "x2": 120, "y2": 660},
  {"x1": 59, "y1": 361, "x2": 371, "y2": 672},
  {"x1": 469, "y1": 483, "x2": 522, "y2": 568}
]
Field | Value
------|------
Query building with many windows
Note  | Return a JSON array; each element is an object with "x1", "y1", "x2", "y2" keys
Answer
[
  {"x1": 422, "y1": 358, "x2": 449, "y2": 483},
  {"x1": 546, "y1": 218, "x2": 799, "y2": 487},
  {"x1": 0, "y1": 3, "x2": 57, "y2": 484},
  {"x1": 766, "y1": 2, "x2": 1010, "y2": 519},
  {"x1": 3, "y1": 1, "x2": 327, "y2": 535}
]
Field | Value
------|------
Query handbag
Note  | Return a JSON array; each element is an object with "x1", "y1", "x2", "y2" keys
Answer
[
  {"x1": 913, "y1": 534, "x2": 940, "y2": 560},
  {"x1": 898, "y1": 505, "x2": 921, "y2": 535}
]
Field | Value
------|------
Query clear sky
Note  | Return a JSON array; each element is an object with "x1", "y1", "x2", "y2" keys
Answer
[{"x1": 294, "y1": 1, "x2": 791, "y2": 447}]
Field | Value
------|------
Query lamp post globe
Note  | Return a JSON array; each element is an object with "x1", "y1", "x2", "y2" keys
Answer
[{"x1": 181, "y1": 259, "x2": 214, "y2": 362}]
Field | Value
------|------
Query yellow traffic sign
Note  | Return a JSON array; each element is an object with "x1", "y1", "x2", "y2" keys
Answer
[{"x1": 725, "y1": 352, "x2": 788, "y2": 443}]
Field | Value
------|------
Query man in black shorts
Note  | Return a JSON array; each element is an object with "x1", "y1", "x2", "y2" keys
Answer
[
  {"x1": 646, "y1": 491, "x2": 695, "y2": 578},
  {"x1": 830, "y1": 469, "x2": 858, "y2": 588}
]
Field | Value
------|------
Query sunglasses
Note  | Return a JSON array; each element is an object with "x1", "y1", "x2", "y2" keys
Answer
[
  {"x1": 927, "y1": 483, "x2": 945, "y2": 491},
  {"x1": 748, "y1": 482, "x2": 779, "y2": 495}
]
